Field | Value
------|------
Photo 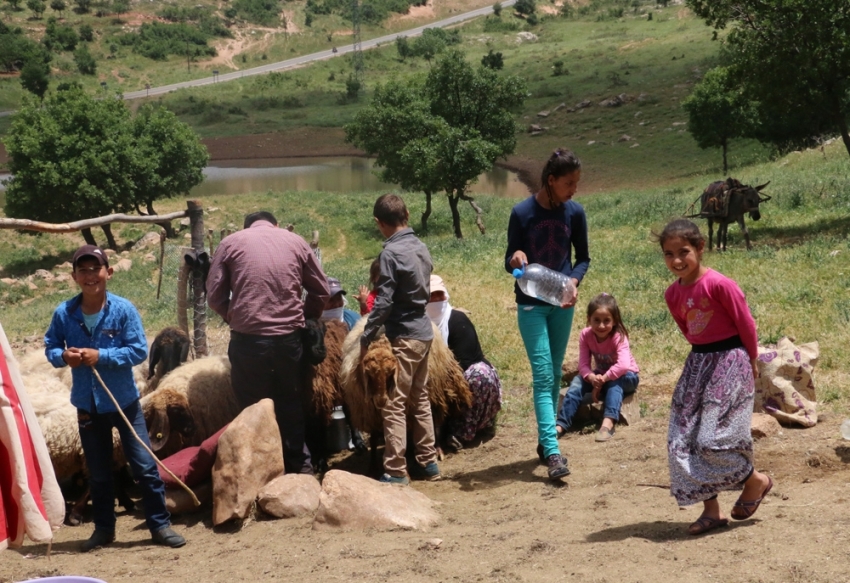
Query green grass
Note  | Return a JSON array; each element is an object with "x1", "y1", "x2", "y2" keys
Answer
[{"x1": 2, "y1": 139, "x2": 848, "y2": 421}]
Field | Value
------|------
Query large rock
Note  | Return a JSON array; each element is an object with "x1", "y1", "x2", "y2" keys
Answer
[
  {"x1": 258, "y1": 474, "x2": 321, "y2": 518},
  {"x1": 751, "y1": 412, "x2": 781, "y2": 439},
  {"x1": 313, "y1": 470, "x2": 440, "y2": 531},
  {"x1": 133, "y1": 231, "x2": 161, "y2": 250},
  {"x1": 212, "y1": 399, "x2": 284, "y2": 525}
]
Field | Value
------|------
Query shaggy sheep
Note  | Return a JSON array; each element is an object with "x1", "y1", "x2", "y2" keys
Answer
[
  {"x1": 339, "y1": 317, "x2": 474, "y2": 474},
  {"x1": 146, "y1": 326, "x2": 191, "y2": 392}
]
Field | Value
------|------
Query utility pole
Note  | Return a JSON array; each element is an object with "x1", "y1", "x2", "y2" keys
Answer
[{"x1": 351, "y1": 0, "x2": 363, "y2": 83}]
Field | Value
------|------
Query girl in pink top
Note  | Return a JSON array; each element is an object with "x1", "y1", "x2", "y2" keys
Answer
[
  {"x1": 555, "y1": 293, "x2": 639, "y2": 443},
  {"x1": 354, "y1": 257, "x2": 381, "y2": 315},
  {"x1": 659, "y1": 219, "x2": 772, "y2": 537}
]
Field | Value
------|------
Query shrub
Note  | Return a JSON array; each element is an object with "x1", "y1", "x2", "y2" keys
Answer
[
  {"x1": 481, "y1": 49, "x2": 503, "y2": 70},
  {"x1": 232, "y1": 0, "x2": 280, "y2": 26},
  {"x1": 43, "y1": 18, "x2": 79, "y2": 52},
  {"x1": 492, "y1": 1, "x2": 501, "y2": 16},
  {"x1": 73, "y1": 43, "x2": 95, "y2": 74},
  {"x1": 78, "y1": 23, "x2": 93, "y2": 42}
]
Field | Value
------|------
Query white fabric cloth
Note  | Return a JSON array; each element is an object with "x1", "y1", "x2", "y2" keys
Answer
[{"x1": 426, "y1": 300, "x2": 452, "y2": 346}]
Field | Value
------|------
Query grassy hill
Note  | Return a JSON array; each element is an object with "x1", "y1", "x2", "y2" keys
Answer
[{"x1": 2, "y1": 0, "x2": 773, "y2": 188}]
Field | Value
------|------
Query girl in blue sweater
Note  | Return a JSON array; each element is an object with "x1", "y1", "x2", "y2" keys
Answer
[{"x1": 505, "y1": 148, "x2": 590, "y2": 480}]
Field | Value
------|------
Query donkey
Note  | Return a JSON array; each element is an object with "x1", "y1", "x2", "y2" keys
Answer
[{"x1": 699, "y1": 178, "x2": 771, "y2": 251}]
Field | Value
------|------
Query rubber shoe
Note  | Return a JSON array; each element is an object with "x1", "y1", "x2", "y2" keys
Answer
[
  {"x1": 379, "y1": 473, "x2": 410, "y2": 485},
  {"x1": 595, "y1": 427, "x2": 615, "y2": 442},
  {"x1": 81, "y1": 529, "x2": 115, "y2": 552},
  {"x1": 410, "y1": 461, "x2": 441, "y2": 481},
  {"x1": 547, "y1": 454, "x2": 570, "y2": 480},
  {"x1": 151, "y1": 526, "x2": 186, "y2": 548}
]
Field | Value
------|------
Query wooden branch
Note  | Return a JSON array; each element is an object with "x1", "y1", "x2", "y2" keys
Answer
[
  {"x1": 459, "y1": 193, "x2": 486, "y2": 235},
  {"x1": 0, "y1": 210, "x2": 189, "y2": 233}
]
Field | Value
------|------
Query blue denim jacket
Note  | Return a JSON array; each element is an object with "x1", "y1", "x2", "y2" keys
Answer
[{"x1": 45, "y1": 292, "x2": 147, "y2": 413}]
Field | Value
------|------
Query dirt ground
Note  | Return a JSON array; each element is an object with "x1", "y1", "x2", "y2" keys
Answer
[{"x1": 3, "y1": 386, "x2": 850, "y2": 583}]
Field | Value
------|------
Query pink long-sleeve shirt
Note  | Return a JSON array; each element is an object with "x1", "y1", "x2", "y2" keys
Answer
[
  {"x1": 578, "y1": 328, "x2": 639, "y2": 381},
  {"x1": 664, "y1": 268, "x2": 758, "y2": 360}
]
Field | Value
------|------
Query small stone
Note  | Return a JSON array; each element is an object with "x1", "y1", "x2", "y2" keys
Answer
[
  {"x1": 587, "y1": 140, "x2": 596, "y2": 145},
  {"x1": 537, "y1": 111, "x2": 550, "y2": 118},
  {"x1": 751, "y1": 412, "x2": 781, "y2": 439},
  {"x1": 143, "y1": 253, "x2": 157, "y2": 263},
  {"x1": 618, "y1": 135, "x2": 632, "y2": 142},
  {"x1": 829, "y1": 250, "x2": 840, "y2": 257},
  {"x1": 419, "y1": 538, "x2": 443, "y2": 551},
  {"x1": 26, "y1": 281, "x2": 38, "y2": 291},
  {"x1": 630, "y1": 143, "x2": 640, "y2": 148},
  {"x1": 1, "y1": 278, "x2": 18, "y2": 286},
  {"x1": 104, "y1": 249, "x2": 118, "y2": 257},
  {"x1": 113, "y1": 258, "x2": 133, "y2": 272},
  {"x1": 180, "y1": 218, "x2": 191, "y2": 227}
]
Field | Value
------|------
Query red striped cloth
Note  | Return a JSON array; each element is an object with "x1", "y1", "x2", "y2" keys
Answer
[{"x1": 0, "y1": 322, "x2": 64, "y2": 550}]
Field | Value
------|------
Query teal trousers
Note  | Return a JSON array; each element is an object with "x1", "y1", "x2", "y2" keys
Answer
[{"x1": 517, "y1": 304, "x2": 575, "y2": 458}]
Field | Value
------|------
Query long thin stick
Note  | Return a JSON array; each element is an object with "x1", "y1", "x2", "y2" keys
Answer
[{"x1": 90, "y1": 367, "x2": 200, "y2": 506}]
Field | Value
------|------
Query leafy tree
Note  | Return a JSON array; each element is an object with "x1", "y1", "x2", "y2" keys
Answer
[
  {"x1": 682, "y1": 66, "x2": 754, "y2": 174},
  {"x1": 27, "y1": 0, "x2": 46, "y2": 17},
  {"x1": 4, "y1": 85, "x2": 208, "y2": 247},
  {"x1": 345, "y1": 73, "x2": 360, "y2": 99},
  {"x1": 43, "y1": 17, "x2": 78, "y2": 51},
  {"x1": 111, "y1": 0, "x2": 128, "y2": 14},
  {"x1": 7, "y1": 0, "x2": 23, "y2": 10},
  {"x1": 0, "y1": 25, "x2": 49, "y2": 71},
  {"x1": 346, "y1": 50, "x2": 526, "y2": 238},
  {"x1": 687, "y1": 0, "x2": 850, "y2": 158},
  {"x1": 73, "y1": 0, "x2": 89, "y2": 12},
  {"x1": 73, "y1": 43, "x2": 95, "y2": 74},
  {"x1": 514, "y1": 0, "x2": 535, "y2": 16},
  {"x1": 19, "y1": 59, "x2": 50, "y2": 97},
  {"x1": 492, "y1": 1, "x2": 501, "y2": 16},
  {"x1": 395, "y1": 35, "x2": 412, "y2": 60},
  {"x1": 481, "y1": 49, "x2": 503, "y2": 70},
  {"x1": 526, "y1": 12, "x2": 538, "y2": 25},
  {"x1": 49, "y1": 0, "x2": 64, "y2": 16},
  {"x1": 78, "y1": 23, "x2": 93, "y2": 41}
]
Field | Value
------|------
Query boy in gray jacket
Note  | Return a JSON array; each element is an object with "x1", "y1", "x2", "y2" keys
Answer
[{"x1": 360, "y1": 194, "x2": 439, "y2": 484}]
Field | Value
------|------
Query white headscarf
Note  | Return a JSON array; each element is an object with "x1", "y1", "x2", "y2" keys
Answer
[{"x1": 427, "y1": 275, "x2": 452, "y2": 345}]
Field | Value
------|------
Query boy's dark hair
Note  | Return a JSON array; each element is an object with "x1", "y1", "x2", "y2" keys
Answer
[
  {"x1": 373, "y1": 194, "x2": 408, "y2": 227},
  {"x1": 654, "y1": 219, "x2": 705, "y2": 249},
  {"x1": 369, "y1": 256, "x2": 381, "y2": 285},
  {"x1": 587, "y1": 293, "x2": 628, "y2": 340},
  {"x1": 244, "y1": 211, "x2": 278, "y2": 229}
]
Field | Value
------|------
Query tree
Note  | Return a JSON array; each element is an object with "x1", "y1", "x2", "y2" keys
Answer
[
  {"x1": 7, "y1": 0, "x2": 23, "y2": 10},
  {"x1": 43, "y1": 17, "x2": 78, "y2": 51},
  {"x1": 27, "y1": 0, "x2": 46, "y2": 17},
  {"x1": 130, "y1": 104, "x2": 208, "y2": 236},
  {"x1": 687, "y1": 0, "x2": 850, "y2": 158},
  {"x1": 514, "y1": 0, "x2": 535, "y2": 16},
  {"x1": 682, "y1": 67, "x2": 754, "y2": 174},
  {"x1": 19, "y1": 59, "x2": 50, "y2": 98},
  {"x1": 78, "y1": 23, "x2": 93, "y2": 41},
  {"x1": 73, "y1": 0, "x2": 89, "y2": 12},
  {"x1": 481, "y1": 49, "x2": 503, "y2": 70},
  {"x1": 346, "y1": 50, "x2": 526, "y2": 238},
  {"x1": 395, "y1": 35, "x2": 412, "y2": 60},
  {"x1": 73, "y1": 43, "x2": 96, "y2": 74},
  {"x1": 49, "y1": 0, "x2": 64, "y2": 16},
  {"x1": 4, "y1": 85, "x2": 208, "y2": 248},
  {"x1": 492, "y1": 1, "x2": 501, "y2": 16}
]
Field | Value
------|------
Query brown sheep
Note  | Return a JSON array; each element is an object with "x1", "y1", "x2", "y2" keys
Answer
[
  {"x1": 340, "y1": 317, "x2": 473, "y2": 475},
  {"x1": 146, "y1": 326, "x2": 191, "y2": 393}
]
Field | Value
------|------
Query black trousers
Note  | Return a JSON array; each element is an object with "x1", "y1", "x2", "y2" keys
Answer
[{"x1": 228, "y1": 330, "x2": 311, "y2": 474}]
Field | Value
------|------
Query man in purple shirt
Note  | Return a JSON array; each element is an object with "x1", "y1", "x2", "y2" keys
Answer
[{"x1": 207, "y1": 211, "x2": 329, "y2": 474}]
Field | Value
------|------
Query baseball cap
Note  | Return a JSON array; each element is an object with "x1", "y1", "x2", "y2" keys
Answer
[
  {"x1": 72, "y1": 244, "x2": 109, "y2": 269},
  {"x1": 327, "y1": 277, "x2": 346, "y2": 297},
  {"x1": 430, "y1": 274, "x2": 448, "y2": 296}
]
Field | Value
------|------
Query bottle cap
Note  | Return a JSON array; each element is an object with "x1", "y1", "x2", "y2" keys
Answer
[{"x1": 512, "y1": 268, "x2": 524, "y2": 279}]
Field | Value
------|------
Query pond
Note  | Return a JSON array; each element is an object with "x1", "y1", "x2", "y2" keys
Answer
[{"x1": 0, "y1": 157, "x2": 532, "y2": 207}]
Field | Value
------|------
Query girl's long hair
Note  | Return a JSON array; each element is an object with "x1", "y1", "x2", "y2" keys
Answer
[{"x1": 586, "y1": 293, "x2": 629, "y2": 341}]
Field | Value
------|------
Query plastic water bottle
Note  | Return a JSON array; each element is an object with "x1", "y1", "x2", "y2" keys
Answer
[
  {"x1": 841, "y1": 419, "x2": 850, "y2": 441},
  {"x1": 512, "y1": 263, "x2": 576, "y2": 307}
]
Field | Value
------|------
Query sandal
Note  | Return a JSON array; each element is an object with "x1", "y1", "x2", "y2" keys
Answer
[
  {"x1": 595, "y1": 427, "x2": 614, "y2": 442},
  {"x1": 731, "y1": 476, "x2": 774, "y2": 520},
  {"x1": 688, "y1": 516, "x2": 729, "y2": 536}
]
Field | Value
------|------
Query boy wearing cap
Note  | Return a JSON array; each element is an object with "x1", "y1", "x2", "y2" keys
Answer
[
  {"x1": 361, "y1": 194, "x2": 439, "y2": 484},
  {"x1": 44, "y1": 245, "x2": 185, "y2": 552},
  {"x1": 321, "y1": 277, "x2": 360, "y2": 331}
]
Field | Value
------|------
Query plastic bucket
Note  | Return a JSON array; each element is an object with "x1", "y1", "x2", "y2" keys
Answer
[{"x1": 17, "y1": 577, "x2": 107, "y2": 583}]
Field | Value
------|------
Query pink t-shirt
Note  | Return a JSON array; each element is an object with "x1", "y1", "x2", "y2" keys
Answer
[
  {"x1": 664, "y1": 268, "x2": 758, "y2": 360},
  {"x1": 578, "y1": 328, "x2": 639, "y2": 381}
]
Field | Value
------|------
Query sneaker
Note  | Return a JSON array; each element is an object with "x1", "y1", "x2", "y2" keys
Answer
[
  {"x1": 81, "y1": 529, "x2": 115, "y2": 553},
  {"x1": 547, "y1": 454, "x2": 570, "y2": 480},
  {"x1": 409, "y1": 461, "x2": 441, "y2": 481},
  {"x1": 379, "y1": 473, "x2": 410, "y2": 485},
  {"x1": 151, "y1": 526, "x2": 186, "y2": 548},
  {"x1": 595, "y1": 427, "x2": 615, "y2": 442}
]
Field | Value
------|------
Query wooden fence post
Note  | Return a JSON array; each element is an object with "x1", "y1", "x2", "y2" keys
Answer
[{"x1": 187, "y1": 200, "x2": 208, "y2": 357}]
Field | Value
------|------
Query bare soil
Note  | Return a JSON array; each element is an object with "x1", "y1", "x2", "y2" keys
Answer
[{"x1": 3, "y1": 388, "x2": 849, "y2": 583}]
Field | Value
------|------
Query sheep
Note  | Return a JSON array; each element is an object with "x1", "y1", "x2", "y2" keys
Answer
[
  {"x1": 146, "y1": 326, "x2": 191, "y2": 393},
  {"x1": 339, "y1": 317, "x2": 474, "y2": 475}
]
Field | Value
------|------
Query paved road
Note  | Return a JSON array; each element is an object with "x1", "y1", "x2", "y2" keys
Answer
[{"x1": 0, "y1": 0, "x2": 516, "y2": 115}]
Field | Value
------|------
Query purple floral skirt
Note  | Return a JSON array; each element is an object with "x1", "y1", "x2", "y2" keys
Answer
[
  {"x1": 668, "y1": 347, "x2": 754, "y2": 506},
  {"x1": 450, "y1": 361, "x2": 503, "y2": 442}
]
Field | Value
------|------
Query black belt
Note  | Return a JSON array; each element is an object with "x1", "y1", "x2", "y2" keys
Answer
[
  {"x1": 691, "y1": 335, "x2": 744, "y2": 354},
  {"x1": 230, "y1": 330, "x2": 299, "y2": 341}
]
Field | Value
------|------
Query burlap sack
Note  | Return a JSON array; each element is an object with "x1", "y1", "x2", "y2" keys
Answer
[{"x1": 754, "y1": 337, "x2": 819, "y2": 427}]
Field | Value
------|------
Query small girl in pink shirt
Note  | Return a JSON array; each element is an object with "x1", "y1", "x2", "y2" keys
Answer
[{"x1": 555, "y1": 293, "x2": 639, "y2": 443}]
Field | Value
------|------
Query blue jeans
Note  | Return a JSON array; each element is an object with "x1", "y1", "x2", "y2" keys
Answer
[
  {"x1": 517, "y1": 304, "x2": 574, "y2": 458},
  {"x1": 77, "y1": 400, "x2": 171, "y2": 534},
  {"x1": 556, "y1": 371, "x2": 640, "y2": 431}
]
